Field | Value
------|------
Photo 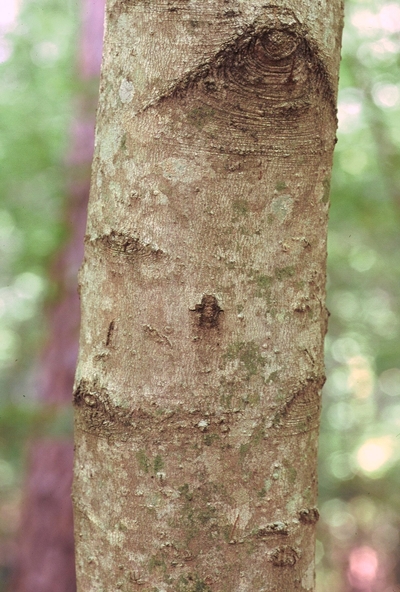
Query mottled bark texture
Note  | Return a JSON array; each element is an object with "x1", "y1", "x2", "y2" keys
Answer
[{"x1": 73, "y1": 1, "x2": 343, "y2": 590}]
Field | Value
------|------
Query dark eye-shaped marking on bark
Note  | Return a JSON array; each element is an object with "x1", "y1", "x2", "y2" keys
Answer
[
  {"x1": 138, "y1": 8, "x2": 336, "y2": 157},
  {"x1": 139, "y1": 7, "x2": 336, "y2": 119}
]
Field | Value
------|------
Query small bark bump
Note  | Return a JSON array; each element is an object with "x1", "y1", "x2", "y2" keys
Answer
[
  {"x1": 269, "y1": 545, "x2": 299, "y2": 567},
  {"x1": 88, "y1": 231, "x2": 165, "y2": 261},
  {"x1": 194, "y1": 294, "x2": 222, "y2": 328},
  {"x1": 299, "y1": 507, "x2": 320, "y2": 524},
  {"x1": 256, "y1": 522, "x2": 289, "y2": 537}
]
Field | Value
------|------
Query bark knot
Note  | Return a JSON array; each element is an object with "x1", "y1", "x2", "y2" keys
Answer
[
  {"x1": 260, "y1": 29, "x2": 299, "y2": 60},
  {"x1": 269, "y1": 545, "x2": 300, "y2": 567},
  {"x1": 299, "y1": 507, "x2": 320, "y2": 525},
  {"x1": 194, "y1": 294, "x2": 222, "y2": 328}
]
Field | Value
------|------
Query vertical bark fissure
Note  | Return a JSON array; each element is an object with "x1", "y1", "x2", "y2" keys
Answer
[{"x1": 73, "y1": 2, "x2": 342, "y2": 590}]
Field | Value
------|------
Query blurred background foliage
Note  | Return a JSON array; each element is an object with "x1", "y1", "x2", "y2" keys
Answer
[
  {"x1": 0, "y1": 0, "x2": 78, "y2": 585},
  {"x1": 0, "y1": 0, "x2": 399, "y2": 590},
  {"x1": 319, "y1": 0, "x2": 400, "y2": 589}
]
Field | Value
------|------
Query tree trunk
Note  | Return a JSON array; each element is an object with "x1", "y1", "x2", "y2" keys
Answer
[{"x1": 73, "y1": 1, "x2": 343, "y2": 590}]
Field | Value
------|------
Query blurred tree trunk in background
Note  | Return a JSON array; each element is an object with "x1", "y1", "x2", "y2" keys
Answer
[{"x1": 9, "y1": 1, "x2": 105, "y2": 590}]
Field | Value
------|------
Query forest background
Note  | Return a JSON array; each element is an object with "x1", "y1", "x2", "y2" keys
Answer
[{"x1": 0, "y1": 0, "x2": 399, "y2": 590}]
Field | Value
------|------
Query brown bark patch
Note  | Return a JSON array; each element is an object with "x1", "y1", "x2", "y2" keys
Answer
[
  {"x1": 73, "y1": 379, "x2": 135, "y2": 439},
  {"x1": 257, "y1": 522, "x2": 289, "y2": 537},
  {"x1": 299, "y1": 507, "x2": 320, "y2": 525},
  {"x1": 269, "y1": 545, "x2": 299, "y2": 567},
  {"x1": 272, "y1": 374, "x2": 325, "y2": 435},
  {"x1": 87, "y1": 231, "x2": 166, "y2": 261},
  {"x1": 140, "y1": 7, "x2": 336, "y2": 159},
  {"x1": 73, "y1": 380, "x2": 244, "y2": 441},
  {"x1": 193, "y1": 294, "x2": 222, "y2": 328}
]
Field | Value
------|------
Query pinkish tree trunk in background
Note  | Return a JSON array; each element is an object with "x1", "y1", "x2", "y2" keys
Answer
[{"x1": 9, "y1": 1, "x2": 105, "y2": 590}]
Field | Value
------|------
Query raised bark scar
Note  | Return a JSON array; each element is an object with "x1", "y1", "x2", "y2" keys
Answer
[
  {"x1": 268, "y1": 545, "x2": 300, "y2": 566},
  {"x1": 271, "y1": 374, "x2": 325, "y2": 435},
  {"x1": 194, "y1": 294, "x2": 222, "y2": 328},
  {"x1": 87, "y1": 231, "x2": 165, "y2": 260},
  {"x1": 106, "y1": 320, "x2": 115, "y2": 346}
]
